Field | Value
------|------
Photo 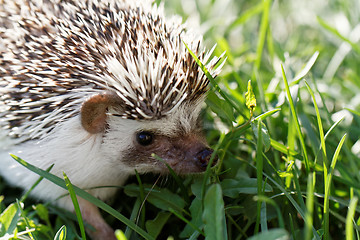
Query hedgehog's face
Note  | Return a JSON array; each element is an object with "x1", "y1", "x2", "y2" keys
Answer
[
  {"x1": 123, "y1": 127, "x2": 216, "y2": 174},
  {"x1": 81, "y1": 91, "x2": 217, "y2": 175}
]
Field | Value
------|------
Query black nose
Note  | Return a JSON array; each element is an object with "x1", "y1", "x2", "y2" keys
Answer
[{"x1": 196, "y1": 148, "x2": 218, "y2": 169}]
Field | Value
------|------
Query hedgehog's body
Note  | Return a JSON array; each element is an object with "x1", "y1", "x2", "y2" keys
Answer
[{"x1": 0, "y1": 0, "x2": 222, "y2": 239}]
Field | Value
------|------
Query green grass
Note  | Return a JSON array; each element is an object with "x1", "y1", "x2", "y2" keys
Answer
[{"x1": 1, "y1": 0, "x2": 360, "y2": 239}]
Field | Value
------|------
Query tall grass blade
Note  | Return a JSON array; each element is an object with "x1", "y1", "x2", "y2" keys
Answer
[
  {"x1": 305, "y1": 174, "x2": 314, "y2": 240},
  {"x1": 254, "y1": 109, "x2": 281, "y2": 121},
  {"x1": 346, "y1": 197, "x2": 358, "y2": 240},
  {"x1": 281, "y1": 64, "x2": 310, "y2": 172},
  {"x1": 293, "y1": 51, "x2": 320, "y2": 83},
  {"x1": 254, "y1": 0, "x2": 271, "y2": 70},
  {"x1": 124, "y1": 198, "x2": 141, "y2": 239},
  {"x1": 305, "y1": 81, "x2": 327, "y2": 166},
  {"x1": 255, "y1": 119, "x2": 264, "y2": 234},
  {"x1": 324, "y1": 133, "x2": 347, "y2": 240},
  {"x1": 63, "y1": 172, "x2": 86, "y2": 240}
]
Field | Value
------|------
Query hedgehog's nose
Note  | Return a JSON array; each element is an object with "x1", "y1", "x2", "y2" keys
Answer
[{"x1": 196, "y1": 148, "x2": 218, "y2": 169}]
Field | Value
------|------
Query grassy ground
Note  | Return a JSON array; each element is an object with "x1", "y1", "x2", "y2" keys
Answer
[{"x1": 1, "y1": 0, "x2": 360, "y2": 239}]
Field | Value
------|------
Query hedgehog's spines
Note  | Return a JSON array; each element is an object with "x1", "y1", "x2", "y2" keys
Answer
[{"x1": 0, "y1": 0, "x2": 223, "y2": 141}]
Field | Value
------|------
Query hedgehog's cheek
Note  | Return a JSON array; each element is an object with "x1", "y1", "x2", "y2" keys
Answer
[{"x1": 80, "y1": 91, "x2": 122, "y2": 134}]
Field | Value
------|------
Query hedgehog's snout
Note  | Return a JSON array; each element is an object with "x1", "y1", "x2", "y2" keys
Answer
[
  {"x1": 178, "y1": 138, "x2": 217, "y2": 173},
  {"x1": 195, "y1": 148, "x2": 217, "y2": 169},
  {"x1": 126, "y1": 131, "x2": 217, "y2": 174}
]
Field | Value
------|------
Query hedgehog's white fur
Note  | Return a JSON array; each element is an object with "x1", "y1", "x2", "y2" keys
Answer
[{"x1": 0, "y1": 0, "x2": 224, "y2": 238}]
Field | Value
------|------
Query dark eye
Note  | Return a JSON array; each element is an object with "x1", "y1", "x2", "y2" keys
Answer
[{"x1": 136, "y1": 131, "x2": 154, "y2": 146}]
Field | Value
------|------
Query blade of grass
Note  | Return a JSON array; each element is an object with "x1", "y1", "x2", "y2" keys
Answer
[
  {"x1": 226, "y1": 213, "x2": 248, "y2": 238},
  {"x1": 254, "y1": 108, "x2": 281, "y2": 121},
  {"x1": 305, "y1": 174, "x2": 314, "y2": 240},
  {"x1": 254, "y1": 0, "x2": 271, "y2": 70},
  {"x1": 20, "y1": 165, "x2": 54, "y2": 202},
  {"x1": 346, "y1": 108, "x2": 360, "y2": 117},
  {"x1": 10, "y1": 154, "x2": 155, "y2": 240},
  {"x1": 260, "y1": 201, "x2": 267, "y2": 232},
  {"x1": 332, "y1": 175, "x2": 360, "y2": 191},
  {"x1": 305, "y1": 80, "x2": 327, "y2": 226},
  {"x1": 308, "y1": 192, "x2": 360, "y2": 215},
  {"x1": 201, "y1": 132, "x2": 225, "y2": 201},
  {"x1": 255, "y1": 195, "x2": 284, "y2": 228},
  {"x1": 252, "y1": 0, "x2": 271, "y2": 112},
  {"x1": 270, "y1": 139, "x2": 303, "y2": 160},
  {"x1": 281, "y1": 64, "x2": 310, "y2": 173},
  {"x1": 169, "y1": 208, "x2": 205, "y2": 236},
  {"x1": 292, "y1": 51, "x2": 320, "y2": 84},
  {"x1": 232, "y1": 108, "x2": 281, "y2": 138},
  {"x1": 188, "y1": 230, "x2": 201, "y2": 240},
  {"x1": 346, "y1": 197, "x2": 358, "y2": 240},
  {"x1": 183, "y1": 41, "x2": 243, "y2": 115},
  {"x1": 323, "y1": 117, "x2": 344, "y2": 142},
  {"x1": 323, "y1": 133, "x2": 347, "y2": 240},
  {"x1": 226, "y1": 2, "x2": 264, "y2": 35},
  {"x1": 63, "y1": 172, "x2": 86, "y2": 240},
  {"x1": 289, "y1": 213, "x2": 296, "y2": 240},
  {"x1": 286, "y1": 99, "x2": 297, "y2": 188},
  {"x1": 291, "y1": 164, "x2": 307, "y2": 211},
  {"x1": 134, "y1": 170, "x2": 146, "y2": 228},
  {"x1": 305, "y1": 81, "x2": 328, "y2": 165},
  {"x1": 314, "y1": 84, "x2": 360, "y2": 184},
  {"x1": 254, "y1": 119, "x2": 264, "y2": 234},
  {"x1": 54, "y1": 225, "x2": 67, "y2": 240},
  {"x1": 124, "y1": 198, "x2": 141, "y2": 239}
]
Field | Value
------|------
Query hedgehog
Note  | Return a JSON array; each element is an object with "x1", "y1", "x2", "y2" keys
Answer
[{"x1": 0, "y1": 0, "x2": 224, "y2": 239}]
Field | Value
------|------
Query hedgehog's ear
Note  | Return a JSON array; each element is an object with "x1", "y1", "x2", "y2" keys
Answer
[{"x1": 81, "y1": 92, "x2": 122, "y2": 134}]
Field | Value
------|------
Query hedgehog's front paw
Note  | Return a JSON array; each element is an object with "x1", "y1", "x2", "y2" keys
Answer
[
  {"x1": 91, "y1": 225, "x2": 117, "y2": 240},
  {"x1": 76, "y1": 198, "x2": 116, "y2": 240}
]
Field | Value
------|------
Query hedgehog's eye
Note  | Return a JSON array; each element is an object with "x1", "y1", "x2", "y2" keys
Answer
[{"x1": 136, "y1": 131, "x2": 154, "y2": 146}]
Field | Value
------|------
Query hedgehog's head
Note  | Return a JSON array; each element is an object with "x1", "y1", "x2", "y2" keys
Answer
[
  {"x1": 79, "y1": 63, "x2": 219, "y2": 174},
  {"x1": 77, "y1": 37, "x2": 224, "y2": 174}
]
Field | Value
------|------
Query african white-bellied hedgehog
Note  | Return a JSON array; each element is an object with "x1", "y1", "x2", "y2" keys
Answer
[{"x1": 0, "y1": 0, "x2": 224, "y2": 239}]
